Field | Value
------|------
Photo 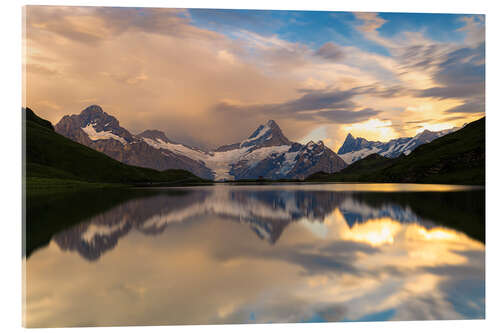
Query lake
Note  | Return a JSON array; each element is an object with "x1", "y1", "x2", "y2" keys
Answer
[{"x1": 23, "y1": 183, "x2": 485, "y2": 327}]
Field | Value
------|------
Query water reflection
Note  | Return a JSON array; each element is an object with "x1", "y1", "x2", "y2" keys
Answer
[{"x1": 24, "y1": 184, "x2": 485, "y2": 327}]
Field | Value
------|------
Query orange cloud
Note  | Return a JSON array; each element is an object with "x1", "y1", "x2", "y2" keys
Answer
[{"x1": 23, "y1": 6, "x2": 484, "y2": 151}]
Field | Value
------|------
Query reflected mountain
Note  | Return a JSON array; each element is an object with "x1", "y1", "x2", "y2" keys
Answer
[
  {"x1": 53, "y1": 190, "x2": 209, "y2": 260},
  {"x1": 26, "y1": 189, "x2": 160, "y2": 258},
  {"x1": 26, "y1": 185, "x2": 484, "y2": 261}
]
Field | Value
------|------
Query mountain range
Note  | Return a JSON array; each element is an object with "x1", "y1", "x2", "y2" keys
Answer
[
  {"x1": 26, "y1": 105, "x2": 485, "y2": 186},
  {"x1": 337, "y1": 127, "x2": 461, "y2": 164},
  {"x1": 308, "y1": 117, "x2": 485, "y2": 185},
  {"x1": 55, "y1": 105, "x2": 347, "y2": 180},
  {"x1": 25, "y1": 107, "x2": 205, "y2": 187}
]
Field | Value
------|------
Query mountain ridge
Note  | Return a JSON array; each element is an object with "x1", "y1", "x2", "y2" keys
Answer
[
  {"x1": 55, "y1": 105, "x2": 348, "y2": 180},
  {"x1": 25, "y1": 107, "x2": 207, "y2": 187},
  {"x1": 55, "y1": 105, "x2": 215, "y2": 179},
  {"x1": 337, "y1": 127, "x2": 461, "y2": 164},
  {"x1": 307, "y1": 117, "x2": 485, "y2": 185}
]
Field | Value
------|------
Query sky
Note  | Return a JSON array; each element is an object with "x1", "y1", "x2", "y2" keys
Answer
[{"x1": 23, "y1": 6, "x2": 485, "y2": 151}]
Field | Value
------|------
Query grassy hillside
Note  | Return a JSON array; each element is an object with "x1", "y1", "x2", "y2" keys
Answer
[
  {"x1": 307, "y1": 154, "x2": 393, "y2": 182},
  {"x1": 25, "y1": 108, "x2": 208, "y2": 188},
  {"x1": 25, "y1": 107, "x2": 54, "y2": 130},
  {"x1": 307, "y1": 117, "x2": 485, "y2": 185}
]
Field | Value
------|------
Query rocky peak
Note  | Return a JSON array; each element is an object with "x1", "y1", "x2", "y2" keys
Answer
[
  {"x1": 81, "y1": 104, "x2": 105, "y2": 117},
  {"x1": 338, "y1": 133, "x2": 375, "y2": 154},
  {"x1": 414, "y1": 129, "x2": 446, "y2": 145},
  {"x1": 266, "y1": 119, "x2": 279, "y2": 128},
  {"x1": 241, "y1": 120, "x2": 292, "y2": 149},
  {"x1": 56, "y1": 105, "x2": 135, "y2": 143},
  {"x1": 138, "y1": 129, "x2": 172, "y2": 144},
  {"x1": 79, "y1": 105, "x2": 120, "y2": 130},
  {"x1": 303, "y1": 140, "x2": 327, "y2": 154},
  {"x1": 338, "y1": 133, "x2": 358, "y2": 154},
  {"x1": 415, "y1": 129, "x2": 432, "y2": 137}
]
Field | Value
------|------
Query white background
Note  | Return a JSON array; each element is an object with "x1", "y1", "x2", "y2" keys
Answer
[{"x1": 1, "y1": 0, "x2": 498, "y2": 332}]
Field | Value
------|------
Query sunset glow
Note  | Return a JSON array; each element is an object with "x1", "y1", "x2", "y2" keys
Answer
[{"x1": 23, "y1": 7, "x2": 485, "y2": 151}]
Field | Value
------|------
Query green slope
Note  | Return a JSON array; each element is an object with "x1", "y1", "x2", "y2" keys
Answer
[
  {"x1": 25, "y1": 107, "x2": 54, "y2": 130},
  {"x1": 307, "y1": 117, "x2": 485, "y2": 185},
  {"x1": 307, "y1": 154, "x2": 394, "y2": 182},
  {"x1": 25, "y1": 108, "x2": 208, "y2": 188}
]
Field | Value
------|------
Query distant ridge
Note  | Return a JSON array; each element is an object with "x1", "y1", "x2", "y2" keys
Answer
[
  {"x1": 307, "y1": 117, "x2": 485, "y2": 185},
  {"x1": 337, "y1": 127, "x2": 460, "y2": 164}
]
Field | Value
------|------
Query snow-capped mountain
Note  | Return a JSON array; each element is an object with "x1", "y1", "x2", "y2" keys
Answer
[
  {"x1": 55, "y1": 105, "x2": 214, "y2": 178},
  {"x1": 138, "y1": 119, "x2": 347, "y2": 180},
  {"x1": 338, "y1": 127, "x2": 460, "y2": 164},
  {"x1": 55, "y1": 105, "x2": 347, "y2": 180}
]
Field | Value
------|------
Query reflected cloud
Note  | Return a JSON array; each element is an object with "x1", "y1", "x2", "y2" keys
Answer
[
  {"x1": 341, "y1": 218, "x2": 401, "y2": 246},
  {"x1": 25, "y1": 185, "x2": 484, "y2": 327}
]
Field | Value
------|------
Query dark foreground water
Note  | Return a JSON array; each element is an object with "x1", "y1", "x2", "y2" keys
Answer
[{"x1": 24, "y1": 184, "x2": 485, "y2": 327}]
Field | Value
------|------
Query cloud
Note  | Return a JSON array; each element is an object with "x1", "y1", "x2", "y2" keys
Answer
[
  {"x1": 315, "y1": 109, "x2": 381, "y2": 124},
  {"x1": 436, "y1": 44, "x2": 485, "y2": 82},
  {"x1": 378, "y1": 23, "x2": 482, "y2": 98},
  {"x1": 396, "y1": 43, "x2": 451, "y2": 72},
  {"x1": 99, "y1": 71, "x2": 149, "y2": 85},
  {"x1": 189, "y1": 9, "x2": 285, "y2": 36},
  {"x1": 23, "y1": 7, "x2": 485, "y2": 149},
  {"x1": 354, "y1": 12, "x2": 387, "y2": 33},
  {"x1": 233, "y1": 30, "x2": 311, "y2": 71},
  {"x1": 213, "y1": 89, "x2": 381, "y2": 125},
  {"x1": 404, "y1": 119, "x2": 433, "y2": 124},
  {"x1": 215, "y1": 89, "x2": 357, "y2": 115},
  {"x1": 283, "y1": 90, "x2": 357, "y2": 112},
  {"x1": 26, "y1": 63, "x2": 59, "y2": 76},
  {"x1": 212, "y1": 89, "x2": 383, "y2": 132},
  {"x1": 25, "y1": 6, "x2": 221, "y2": 44},
  {"x1": 357, "y1": 84, "x2": 409, "y2": 98},
  {"x1": 418, "y1": 84, "x2": 483, "y2": 99},
  {"x1": 24, "y1": 6, "x2": 309, "y2": 148},
  {"x1": 315, "y1": 42, "x2": 345, "y2": 61},
  {"x1": 414, "y1": 43, "x2": 485, "y2": 114},
  {"x1": 444, "y1": 98, "x2": 484, "y2": 114},
  {"x1": 458, "y1": 15, "x2": 485, "y2": 45}
]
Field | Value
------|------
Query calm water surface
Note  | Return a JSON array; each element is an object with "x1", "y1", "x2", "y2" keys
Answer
[{"x1": 24, "y1": 184, "x2": 485, "y2": 327}]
